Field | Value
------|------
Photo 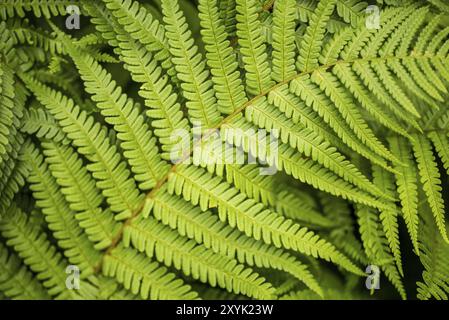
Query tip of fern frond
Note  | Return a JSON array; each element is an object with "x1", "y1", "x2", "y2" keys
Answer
[
  {"x1": 375, "y1": 200, "x2": 398, "y2": 213},
  {"x1": 413, "y1": 244, "x2": 421, "y2": 257},
  {"x1": 349, "y1": 265, "x2": 366, "y2": 277},
  {"x1": 383, "y1": 165, "x2": 400, "y2": 175},
  {"x1": 393, "y1": 160, "x2": 408, "y2": 169},
  {"x1": 405, "y1": 135, "x2": 416, "y2": 145},
  {"x1": 398, "y1": 267, "x2": 404, "y2": 278},
  {"x1": 414, "y1": 126, "x2": 424, "y2": 135},
  {"x1": 441, "y1": 231, "x2": 449, "y2": 245}
]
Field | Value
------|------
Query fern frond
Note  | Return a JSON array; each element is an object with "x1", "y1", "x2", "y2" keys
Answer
[
  {"x1": 0, "y1": 0, "x2": 79, "y2": 19},
  {"x1": 90, "y1": 276, "x2": 137, "y2": 300},
  {"x1": 359, "y1": 7, "x2": 432, "y2": 114},
  {"x1": 427, "y1": 0, "x2": 449, "y2": 12},
  {"x1": 199, "y1": 0, "x2": 247, "y2": 114},
  {"x1": 88, "y1": 5, "x2": 191, "y2": 161},
  {"x1": 64, "y1": 43, "x2": 170, "y2": 190},
  {"x1": 411, "y1": 134, "x2": 449, "y2": 243},
  {"x1": 371, "y1": 59, "x2": 426, "y2": 118},
  {"x1": 296, "y1": 0, "x2": 348, "y2": 34},
  {"x1": 297, "y1": 0, "x2": 336, "y2": 72},
  {"x1": 120, "y1": 41, "x2": 191, "y2": 161},
  {"x1": 41, "y1": 140, "x2": 121, "y2": 250},
  {"x1": 161, "y1": 0, "x2": 223, "y2": 127},
  {"x1": 0, "y1": 80, "x2": 26, "y2": 166},
  {"x1": 6, "y1": 19, "x2": 65, "y2": 55},
  {"x1": 0, "y1": 82, "x2": 27, "y2": 199},
  {"x1": 0, "y1": 139, "x2": 30, "y2": 216},
  {"x1": 333, "y1": 63, "x2": 411, "y2": 139},
  {"x1": 222, "y1": 163, "x2": 278, "y2": 207},
  {"x1": 144, "y1": 190, "x2": 324, "y2": 296},
  {"x1": 224, "y1": 117, "x2": 392, "y2": 209},
  {"x1": 21, "y1": 106, "x2": 67, "y2": 143},
  {"x1": 372, "y1": 164, "x2": 402, "y2": 275},
  {"x1": 30, "y1": 69, "x2": 81, "y2": 103},
  {"x1": 335, "y1": 0, "x2": 366, "y2": 28},
  {"x1": 267, "y1": 85, "x2": 346, "y2": 150},
  {"x1": 168, "y1": 165, "x2": 364, "y2": 275},
  {"x1": 397, "y1": 8, "x2": 446, "y2": 103},
  {"x1": 103, "y1": 244, "x2": 199, "y2": 300},
  {"x1": 0, "y1": 21, "x2": 21, "y2": 68},
  {"x1": 24, "y1": 142, "x2": 102, "y2": 275},
  {"x1": 352, "y1": 60, "x2": 423, "y2": 132},
  {"x1": 311, "y1": 70, "x2": 398, "y2": 164},
  {"x1": 218, "y1": 0, "x2": 237, "y2": 35},
  {"x1": 246, "y1": 96, "x2": 389, "y2": 199},
  {"x1": 223, "y1": 163, "x2": 333, "y2": 228},
  {"x1": 432, "y1": 27, "x2": 449, "y2": 83},
  {"x1": 320, "y1": 26, "x2": 354, "y2": 65},
  {"x1": 355, "y1": 204, "x2": 406, "y2": 299},
  {"x1": 320, "y1": 194, "x2": 368, "y2": 264},
  {"x1": 124, "y1": 216, "x2": 277, "y2": 299},
  {"x1": 388, "y1": 136, "x2": 420, "y2": 253},
  {"x1": 1, "y1": 0, "x2": 449, "y2": 301},
  {"x1": 272, "y1": 0, "x2": 297, "y2": 82},
  {"x1": 276, "y1": 188, "x2": 335, "y2": 228},
  {"x1": 101, "y1": 0, "x2": 175, "y2": 75},
  {"x1": 0, "y1": 205, "x2": 95, "y2": 299},
  {"x1": 290, "y1": 75, "x2": 394, "y2": 171},
  {"x1": 21, "y1": 75, "x2": 142, "y2": 220},
  {"x1": 428, "y1": 131, "x2": 449, "y2": 175},
  {"x1": 0, "y1": 63, "x2": 15, "y2": 156},
  {"x1": 416, "y1": 201, "x2": 449, "y2": 300},
  {"x1": 0, "y1": 242, "x2": 50, "y2": 299},
  {"x1": 414, "y1": 15, "x2": 448, "y2": 96},
  {"x1": 236, "y1": 0, "x2": 274, "y2": 95}
]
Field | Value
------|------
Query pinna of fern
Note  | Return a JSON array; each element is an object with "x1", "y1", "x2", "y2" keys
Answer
[{"x1": 0, "y1": 0, "x2": 448, "y2": 301}]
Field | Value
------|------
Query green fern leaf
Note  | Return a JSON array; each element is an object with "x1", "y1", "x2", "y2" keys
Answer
[
  {"x1": 388, "y1": 136, "x2": 420, "y2": 253},
  {"x1": 162, "y1": 0, "x2": 223, "y2": 127},
  {"x1": 103, "y1": 244, "x2": 199, "y2": 300},
  {"x1": 124, "y1": 215, "x2": 277, "y2": 299},
  {"x1": 64, "y1": 42, "x2": 170, "y2": 190},
  {"x1": 1, "y1": 0, "x2": 449, "y2": 301},
  {"x1": 236, "y1": 0, "x2": 274, "y2": 95},
  {"x1": 168, "y1": 165, "x2": 364, "y2": 275},
  {"x1": 144, "y1": 189, "x2": 324, "y2": 296},
  {"x1": 0, "y1": 63, "x2": 15, "y2": 156},
  {"x1": 411, "y1": 134, "x2": 449, "y2": 243},
  {"x1": 199, "y1": 0, "x2": 247, "y2": 114},
  {"x1": 0, "y1": 0, "x2": 78, "y2": 19},
  {"x1": 24, "y1": 142, "x2": 102, "y2": 275},
  {"x1": 428, "y1": 131, "x2": 449, "y2": 175},
  {"x1": 246, "y1": 96, "x2": 390, "y2": 199},
  {"x1": 272, "y1": 0, "x2": 297, "y2": 82},
  {"x1": 0, "y1": 242, "x2": 50, "y2": 299},
  {"x1": 372, "y1": 164, "x2": 402, "y2": 275},
  {"x1": 21, "y1": 75, "x2": 142, "y2": 220},
  {"x1": 297, "y1": 0, "x2": 336, "y2": 72},
  {"x1": 41, "y1": 140, "x2": 121, "y2": 250},
  {"x1": 0, "y1": 205, "x2": 96, "y2": 299},
  {"x1": 416, "y1": 200, "x2": 449, "y2": 300}
]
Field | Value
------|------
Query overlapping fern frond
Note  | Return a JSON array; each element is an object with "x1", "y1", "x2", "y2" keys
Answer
[{"x1": 0, "y1": 0, "x2": 449, "y2": 300}]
